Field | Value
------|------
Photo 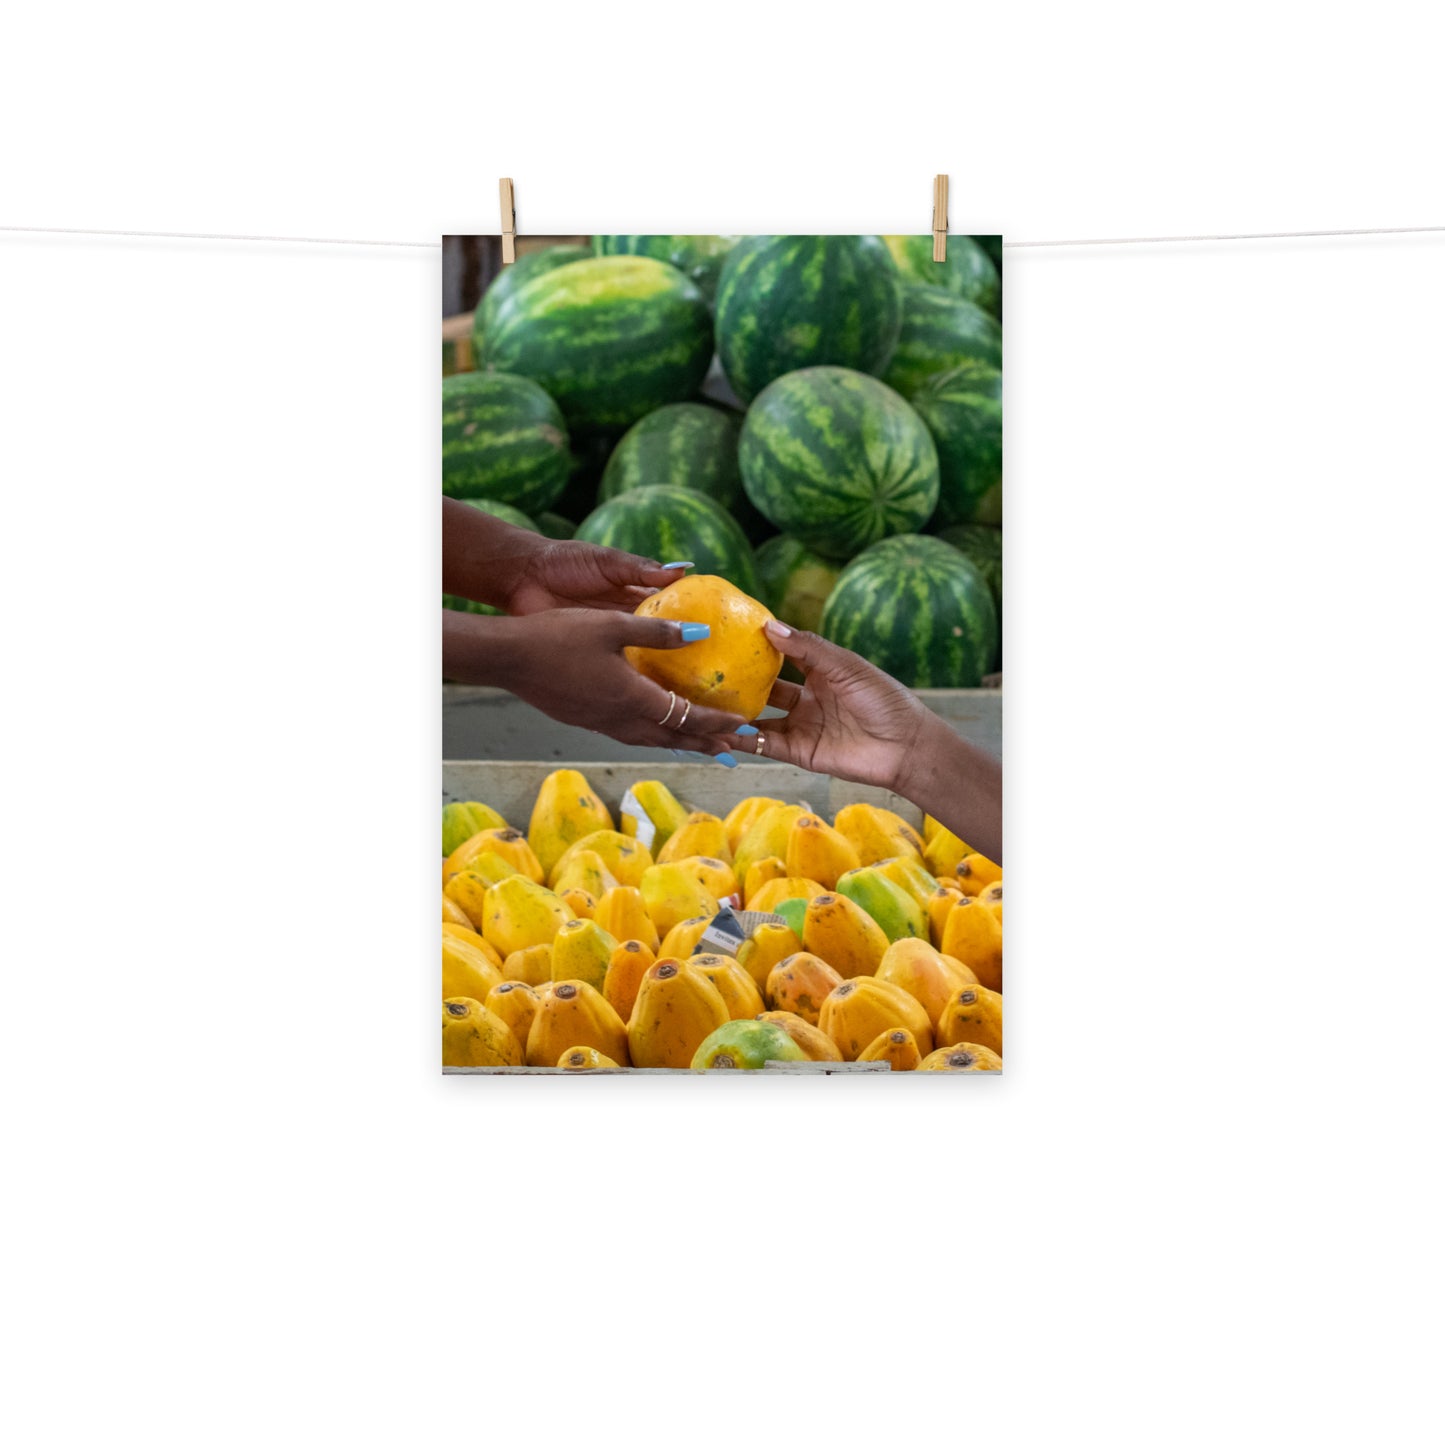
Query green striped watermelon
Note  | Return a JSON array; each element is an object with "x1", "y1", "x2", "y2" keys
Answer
[
  {"x1": 534, "y1": 511, "x2": 577, "y2": 540},
  {"x1": 973, "y1": 235, "x2": 1003, "y2": 269},
  {"x1": 459, "y1": 497, "x2": 540, "y2": 531},
  {"x1": 441, "y1": 371, "x2": 571, "y2": 513},
  {"x1": 882, "y1": 285, "x2": 1003, "y2": 398},
  {"x1": 738, "y1": 367, "x2": 939, "y2": 561},
  {"x1": 820, "y1": 534, "x2": 998, "y2": 687},
  {"x1": 714, "y1": 236, "x2": 902, "y2": 403},
  {"x1": 598, "y1": 402, "x2": 743, "y2": 510},
  {"x1": 753, "y1": 535, "x2": 841, "y2": 634},
  {"x1": 934, "y1": 523, "x2": 1001, "y2": 616},
  {"x1": 479, "y1": 255, "x2": 713, "y2": 431},
  {"x1": 574, "y1": 485, "x2": 759, "y2": 595},
  {"x1": 883, "y1": 235, "x2": 1000, "y2": 317},
  {"x1": 472, "y1": 243, "x2": 591, "y2": 353},
  {"x1": 592, "y1": 235, "x2": 737, "y2": 301},
  {"x1": 908, "y1": 361, "x2": 1003, "y2": 526}
]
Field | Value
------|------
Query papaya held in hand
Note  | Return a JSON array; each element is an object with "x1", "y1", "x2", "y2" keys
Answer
[{"x1": 624, "y1": 574, "x2": 783, "y2": 721}]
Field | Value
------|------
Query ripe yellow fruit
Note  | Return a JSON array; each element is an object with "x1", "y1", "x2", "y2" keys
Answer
[
  {"x1": 935, "y1": 983, "x2": 1004, "y2": 1057},
  {"x1": 858, "y1": 1028, "x2": 923, "y2": 1071},
  {"x1": 442, "y1": 998, "x2": 522, "y2": 1067},
  {"x1": 625, "y1": 574, "x2": 783, "y2": 720},
  {"x1": 917, "y1": 1043, "x2": 1002, "y2": 1072}
]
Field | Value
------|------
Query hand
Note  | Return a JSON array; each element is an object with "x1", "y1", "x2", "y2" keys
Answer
[
  {"x1": 502, "y1": 540, "x2": 690, "y2": 617},
  {"x1": 732, "y1": 622, "x2": 934, "y2": 790},
  {"x1": 443, "y1": 607, "x2": 749, "y2": 755}
]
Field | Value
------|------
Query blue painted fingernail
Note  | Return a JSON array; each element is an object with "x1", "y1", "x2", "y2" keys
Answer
[
  {"x1": 662, "y1": 560, "x2": 694, "y2": 570},
  {"x1": 736, "y1": 724, "x2": 759, "y2": 736},
  {"x1": 714, "y1": 753, "x2": 738, "y2": 767},
  {"x1": 679, "y1": 622, "x2": 710, "y2": 642}
]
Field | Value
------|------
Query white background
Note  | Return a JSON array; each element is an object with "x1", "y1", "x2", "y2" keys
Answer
[{"x1": 4, "y1": 4, "x2": 1443, "y2": 1441}]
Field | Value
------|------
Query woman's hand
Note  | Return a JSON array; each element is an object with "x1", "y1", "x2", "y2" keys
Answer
[
  {"x1": 442, "y1": 607, "x2": 748, "y2": 757},
  {"x1": 501, "y1": 540, "x2": 689, "y2": 616}
]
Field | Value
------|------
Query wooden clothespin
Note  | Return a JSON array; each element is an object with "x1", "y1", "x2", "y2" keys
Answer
[
  {"x1": 499, "y1": 178, "x2": 517, "y2": 263},
  {"x1": 932, "y1": 175, "x2": 949, "y2": 262}
]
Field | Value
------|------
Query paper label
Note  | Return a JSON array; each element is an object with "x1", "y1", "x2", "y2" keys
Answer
[{"x1": 618, "y1": 788, "x2": 656, "y2": 852}]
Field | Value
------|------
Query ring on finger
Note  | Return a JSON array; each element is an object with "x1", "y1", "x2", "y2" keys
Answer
[
  {"x1": 754, "y1": 731, "x2": 767, "y2": 755},
  {"x1": 671, "y1": 697, "x2": 693, "y2": 730},
  {"x1": 658, "y1": 691, "x2": 679, "y2": 727}
]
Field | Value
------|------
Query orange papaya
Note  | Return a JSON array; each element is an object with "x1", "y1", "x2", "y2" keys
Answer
[
  {"x1": 603, "y1": 939, "x2": 655, "y2": 1023},
  {"x1": 918, "y1": 1043, "x2": 1002, "y2": 1072},
  {"x1": 935, "y1": 983, "x2": 1004, "y2": 1057},
  {"x1": 484, "y1": 980, "x2": 542, "y2": 1055},
  {"x1": 657, "y1": 914, "x2": 713, "y2": 961},
  {"x1": 876, "y1": 936, "x2": 978, "y2": 1023},
  {"x1": 658, "y1": 811, "x2": 732, "y2": 865},
  {"x1": 558, "y1": 1046, "x2": 621, "y2": 1069},
  {"x1": 742, "y1": 856, "x2": 789, "y2": 904},
  {"x1": 735, "y1": 922, "x2": 802, "y2": 994},
  {"x1": 802, "y1": 892, "x2": 889, "y2": 979},
  {"x1": 627, "y1": 959, "x2": 729, "y2": 1069},
  {"x1": 732, "y1": 803, "x2": 806, "y2": 881},
  {"x1": 690, "y1": 953, "x2": 766, "y2": 1020},
  {"x1": 501, "y1": 943, "x2": 554, "y2": 987},
  {"x1": 750, "y1": 875, "x2": 827, "y2": 914},
  {"x1": 765, "y1": 952, "x2": 844, "y2": 1026},
  {"x1": 954, "y1": 852, "x2": 1002, "y2": 897},
  {"x1": 442, "y1": 930, "x2": 505, "y2": 1004},
  {"x1": 832, "y1": 802, "x2": 925, "y2": 866},
  {"x1": 442, "y1": 998, "x2": 522, "y2": 1067},
  {"x1": 593, "y1": 885, "x2": 660, "y2": 950},
  {"x1": 524, "y1": 980, "x2": 629, "y2": 1067},
  {"x1": 819, "y1": 976, "x2": 934, "y2": 1060},
  {"x1": 939, "y1": 896, "x2": 1003, "y2": 993},
  {"x1": 785, "y1": 813, "x2": 861, "y2": 890},
  {"x1": 723, "y1": 795, "x2": 785, "y2": 853},
  {"x1": 858, "y1": 1027, "x2": 924, "y2": 1071}
]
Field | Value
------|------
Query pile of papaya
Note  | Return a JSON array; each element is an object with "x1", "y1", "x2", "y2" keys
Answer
[{"x1": 441, "y1": 769, "x2": 1003, "y2": 1072}]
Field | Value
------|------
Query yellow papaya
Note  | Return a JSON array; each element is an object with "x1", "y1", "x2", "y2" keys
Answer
[
  {"x1": 442, "y1": 870, "x2": 493, "y2": 931},
  {"x1": 525, "y1": 980, "x2": 629, "y2": 1067},
  {"x1": 835, "y1": 866, "x2": 928, "y2": 944},
  {"x1": 954, "y1": 852, "x2": 1003, "y2": 897},
  {"x1": 732, "y1": 803, "x2": 806, "y2": 881},
  {"x1": 442, "y1": 800, "x2": 508, "y2": 858},
  {"x1": 617, "y1": 778, "x2": 690, "y2": 855},
  {"x1": 658, "y1": 810, "x2": 732, "y2": 864},
  {"x1": 723, "y1": 795, "x2": 785, "y2": 853},
  {"x1": 742, "y1": 856, "x2": 789, "y2": 904},
  {"x1": 756, "y1": 1010, "x2": 844, "y2": 1062},
  {"x1": 765, "y1": 952, "x2": 844, "y2": 1026},
  {"x1": 502, "y1": 943, "x2": 554, "y2": 987},
  {"x1": 481, "y1": 875, "x2": 575, "y2": 959},
  {"x1": 985, "y1": 900, "x2": 1003, "y2": 928},
  {"x1": 550, "y1": 917, "x2": 620, "y2": 993},
  {"x1": 671, "y1": 855, "x2": 739, "y2": 903},
  {"x1": 926, "y1": 886, "x2": 962, "y2": 947},
  {"x1": 784, "y1": 813, "x2": 861, "y2": 890},
  {"x1": 876, "y1": 936, "x2": 978, "y2": 1023},
  {"x1": 802, "y1": 892, "x2": 889, "y2": 980},
  {"x1": 690, "y1": 953, "x2": 766, "y2": 1020},
  {"x1": 939, "y1": 896, "x2": 1003, "y2": 993},
  {"x1": 978, "y1": 880, "x2": 1003, "y2": 908},
  {"x1": 558, "y1": 886, "x2": 596, "y2": 919},
  {"x1": 442, "y1": 921, "x2": 497, "y2": 956},
  {"x1": 832, "y1": 802, "x2": 925, "y2": 866},
  {"x1": 444, "y1": 826, "x2": 544, "y2": 886},
  {"x1": 639, "y1": 863, "x2": 720, "y2": 936},
  {"x1": 442, "y1": 892, "x2": 475, "y2": 930},
  {"x1": 935, "y1": 983, "x2": 1004, "y2": 1057},
  {"x1": 527, "y1": 768, "x2": 613, "y2": 877},
  {"x1": 923, "y1": 826, "x2": 970, "y2": 879},
  {"x1": 558, "y1": 1046, "x2": 621, "y2": 1070},
  {"x1": 593, "y1": 886, "x2": 660, "y2": 950},
  {"x1": 875, "y1": 854, "x2": 944, "y2": 908},
  {"x1": 918, "y1": 1043, "x2": 1002, "y2": 1072},
  {"x1": 442, "y1": 998, "x2": 522, "y2": 1067},
  {"x1": 454, "y1": 852, "x2": 518, "y2": 889},
  {"x1": 819, "y1": 976, "x2": 934, "y2": 1060},
  {"x1": 691, "y1": 1018, "x2": 808, "y2": 1069},
  {"x1": 549, "y1": 830, "x2": 653, "y2": 889},
  {"x1": 750, "y1": 875, "x2": 827, "y2": 914},
  {"x1": 657, "y1": 914, "x2": 713, "y2": 961},
  {"x1": 442, "y1": 930, "x2": 505, "y2": 1003},
  {"x1": 552, "y1": 847, "x2": 619, "y2": 900},
  {"x1": 603, "y1": 939, "x2": 655, "y2": 1023},
  {"x1": 484, "y1": 980, "x2": 541, "y2": 1055},
  {"x1": 627, "y1": 958, "x2": 729, "y2": 1068},
  {"x1": 858, "y1": 1027, "x2": 924, "y2": 1071},
  {"x1": 921, "y1": 813, "x2": 948, "y2": 845},
  {"x1": 735, "y1": 922, "x2": 802, "y2": 994}
]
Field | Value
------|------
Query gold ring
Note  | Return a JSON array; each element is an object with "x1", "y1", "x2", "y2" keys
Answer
[
  {"x1": 672, "y1": 697, "x2": 693, "y2": 730},
  {"x1": 658, "y1": 691, "x2": 679, "y2": 727},
  {"x1": 754, "y1": 731, "x2": 766, "y2": 755}
]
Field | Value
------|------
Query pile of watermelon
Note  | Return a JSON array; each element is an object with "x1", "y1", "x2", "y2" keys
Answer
[{"x1": 444, "y1": 234, "x2": 1003, "y2": 687}]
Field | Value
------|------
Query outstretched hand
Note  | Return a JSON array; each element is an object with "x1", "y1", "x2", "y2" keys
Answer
[
  {"x1": 732, "y1": 622, "x2": 933, "y2": 791},
  {"x1": 503, "y1": 542, "x2": 690, "y2": 616}
]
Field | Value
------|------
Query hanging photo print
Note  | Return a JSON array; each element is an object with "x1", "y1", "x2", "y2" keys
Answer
[{"x1": 440, "y1": 232, "x2": 1003, "y2": 1074}]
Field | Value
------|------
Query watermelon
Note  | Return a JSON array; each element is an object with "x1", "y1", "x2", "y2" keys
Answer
[
  {"x1": 441, "y1": 371, "x2": 570, "y2": 513},
  {"x1": 592, "y1": 235, "x2": 737, "y2": 301},
  {"x1": 907, "y1": 361, "x2": 1003, "y2": 526},
  {"x1": 973, "y1": 235, "x2": 1003, "y2": 270},
  {"x1": 574, "y1": 485, "x2": 759, "y2": 595},
  {"x1": 534, "y1": 511, "x2": 577, "y2": 540},
  {"x1": 935, "y1": 523, "x2": 1002, "y2": 616},
  {"x1": 738, "y1": 367, "x2": 939, "y2": 561},
  {"x1": 753, "y1": 535, "x2": 841, "y2": 634},
  {"x1": 714, "y1": 236, "x2": 902, "y2": 403},
  {"x1": 479, "y1": 255, "x2": 714, "y2": 431},
  {"x1": 883, "y1": 235, "x2": 1000, "y2": 317},
  {"x1": 472, "y1": 243, "x2": 591, "y2": 353},
  {"x1": 882, "y1": 285, "x2": 1003, "y2": 398},
  {"x1": 443, "y1": 592, "x2": 500, "y2": 616},
  {"x1": 599, "y1": 402, "x2": 744, "y2": 510},
  {"x1": 819, "y1": 534, "x2": 998, "y2": 687}
]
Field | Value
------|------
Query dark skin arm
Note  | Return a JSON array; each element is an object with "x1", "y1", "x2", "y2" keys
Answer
[{"x1": 723, "y1": 621, "x2": 1003, "y2": 862}]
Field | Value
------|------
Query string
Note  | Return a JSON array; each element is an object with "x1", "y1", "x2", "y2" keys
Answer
[{"x1": 3, "y1": 223, "x2": 1442, "y2": 251}]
